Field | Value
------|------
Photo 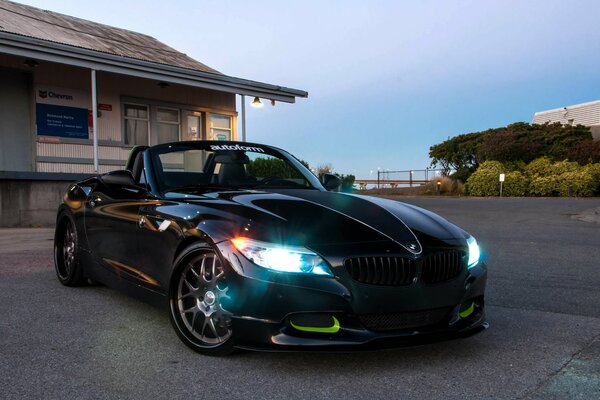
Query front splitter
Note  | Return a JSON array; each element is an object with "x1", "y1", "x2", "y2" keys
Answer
[{"x1": 232, "y1": 311, "x2": 488, "y2": 352}]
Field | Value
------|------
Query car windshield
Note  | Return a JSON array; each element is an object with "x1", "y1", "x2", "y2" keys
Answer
[{"x1": 149, "y1": 142, "x2": 323, "y2": 194}]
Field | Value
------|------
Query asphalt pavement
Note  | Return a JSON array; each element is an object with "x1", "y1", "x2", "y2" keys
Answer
[{"x1": 1, "y1": 197, "x2": 599, "y2": 400}]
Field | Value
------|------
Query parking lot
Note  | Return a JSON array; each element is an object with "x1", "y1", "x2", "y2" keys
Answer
[{"x1": 1, "y1": 197, "x2": 599, "y2": 400}]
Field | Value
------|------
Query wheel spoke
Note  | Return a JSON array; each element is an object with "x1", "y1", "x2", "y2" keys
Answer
[
  {"x1": 211, "y1": 257, "x2": 217, "y2": 282},
  {"x1": 208, "y1": 317, "x2": 220, "y2": 341},
  {"x1": 200, "y1": 316, "x2": 210, "y2": 337},
  {"x1": 189, "y1": 263, "x2": 200, "y2": 279},
  {"x1": 200, "y1": 257, "x2": 206, "y2": 280},
  {"x1": 178, "y1": 292, "x2": 194, "y2": 300},
  {"x1": 183, "y1": 278, "x2": 197, "y2": 292},
  {"x1": 182, "y1": 305, "x2": 197, "y2": 314},
  {"x1": 190, "y1": 311, "x2": 199, "y2": 332}
]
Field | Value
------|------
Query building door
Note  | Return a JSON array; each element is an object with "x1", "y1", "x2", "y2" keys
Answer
[
  {"x1": 184, "y1": 112, "x2": 203, "y2": 141},
  {"x1": 0, "y1": 69, "x2": 32, "y2": 172}
]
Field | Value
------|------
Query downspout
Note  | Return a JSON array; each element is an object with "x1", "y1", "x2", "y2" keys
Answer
[{"x1": 91, "y1": 69, "x2": 99, "y2": 173}]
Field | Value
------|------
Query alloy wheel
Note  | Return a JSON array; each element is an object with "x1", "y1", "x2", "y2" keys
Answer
[{"x1": 175, "y1": 251, "x2": 232, "y2": 346}]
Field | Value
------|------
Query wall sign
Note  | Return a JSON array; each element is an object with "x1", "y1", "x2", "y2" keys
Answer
[{"x1": 36, "y1": 86, "x2": 90, "y2": 139}]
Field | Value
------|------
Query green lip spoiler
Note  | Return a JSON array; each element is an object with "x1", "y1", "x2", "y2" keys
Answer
[
  {"x1": 290, "y1": 316, "x2": 340, "y2": 333},
  {"x1": 459, "y1": 302, "x2": 475, "y2": 318}
]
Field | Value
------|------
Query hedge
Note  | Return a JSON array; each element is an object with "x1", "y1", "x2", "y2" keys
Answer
[
  {"x1": 465, "y1": 161, "x2": 504, "y2": 196},
  {"x1": 466, "y1": 158, "x2": 600, "y2": 197}
]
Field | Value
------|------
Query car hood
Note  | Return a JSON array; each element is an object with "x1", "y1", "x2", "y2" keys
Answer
[{"x1": 165, "y1": 189, "x2": 466, "y2": 252}]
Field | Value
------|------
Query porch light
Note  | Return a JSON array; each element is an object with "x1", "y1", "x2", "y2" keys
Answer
[{"x1": 251, "y1": 97, "x2": 263, "y2": 108}]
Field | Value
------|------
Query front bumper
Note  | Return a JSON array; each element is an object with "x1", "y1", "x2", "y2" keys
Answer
[
  {"x1": 233, "y1": 307, "x2": 487, "y2": 351},
  {"x1": 216, "y1": 241, "x2": 488, "y2": 350}
]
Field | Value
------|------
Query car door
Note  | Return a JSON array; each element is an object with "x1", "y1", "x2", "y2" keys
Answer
[
  {"x1": 84, "y1": 173, "x2": 146, "y2": 284},
  {"x1": 134, "y1": 201, "x2": 184, "y2": 294}
]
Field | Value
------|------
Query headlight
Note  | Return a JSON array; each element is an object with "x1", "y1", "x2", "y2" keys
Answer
[
  {"x1": 231, "y1": 237, "x2": 333, "y2": 277},
  {"x1": 467, "y1": 236, "x2": 481, "y2": 268}
]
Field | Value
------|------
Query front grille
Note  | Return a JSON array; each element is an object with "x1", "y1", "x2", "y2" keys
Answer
[
  {"x1": 421, "y1": 250, "x2": 466, "y2": 284},
  {"x1": 344, "y1": 256, "x2": 417, "y2": 286},
  {"x1": 359, "y1": 307, "x2": 452, "y2": 332}
]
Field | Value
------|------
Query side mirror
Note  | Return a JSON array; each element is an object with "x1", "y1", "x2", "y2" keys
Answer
[
  {"x1": 100, "y1": 170, "x2": 136, "y2": 187},
  {"x1": 321, "y1": 173, "x2": 341, "y2": 191}
]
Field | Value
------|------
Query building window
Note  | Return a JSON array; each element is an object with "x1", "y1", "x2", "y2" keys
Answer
[
  {"x1": 208, "y1": 113, "x2": 232, "y2": 141},
  {"x1": 157, "y1": 107, "x2": 180, "y2": 144},
  {"x1": 567, "y1": 119, "x2": 574, "y2": 126},
  {"x1": 124, "y1": 104, "x2": 149, "y2": 145}
]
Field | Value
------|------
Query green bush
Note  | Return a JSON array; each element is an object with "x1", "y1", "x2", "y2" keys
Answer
[
  {"x1": 556, "y1": 171, "x2": 596, "y2": 197},
  {"x1": 557, "y1": 164, "x2": 600, "y2": 196},
  {"x1": 529, "y1": 175, "x2": 561, "y2": 196},
  {"x1": 528, "y1": 162, "x2": 600, "y2": 197},
  {"x1": 466, "y1": 161, "x2": 504, "y2": 196},
  {"x1": 502, "y1": 171, "x2": 529, "y2": 196},
  {"x1": 503, "y1": 160, "x2": 526, "y2": 173},
  {"x1": 525, "y1": 158, "x2": 597, "y2": 196},
  {"x1": 465, "y1": 156, "x2": 600, "y2": 197},
  {"x1": 552, "y1": 160, "x2": 580, "y2": 175},
  {"x1": 583, "y1": 163, "x2": 600, "y2": 193},
  {"x1": 524, "y1": 157, "x2": 553, "y2": 177},
  {"x1": 247, "y1": 157, "x2": 301, "y2": 179}
]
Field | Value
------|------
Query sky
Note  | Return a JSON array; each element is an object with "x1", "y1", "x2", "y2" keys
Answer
[{"x1": 16, "y1": 0, "x2": 600, "y2": 178}]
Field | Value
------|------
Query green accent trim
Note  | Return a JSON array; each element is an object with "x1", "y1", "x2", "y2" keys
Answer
[
  {"x1": 290, "y1": 316, "x2": 340, "y2": 333},
  {"x1": 459, "y1": 302, "x2": 475, "y2": 318}
]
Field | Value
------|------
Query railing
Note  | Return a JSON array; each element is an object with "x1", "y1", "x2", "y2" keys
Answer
[{"x1": 355, "y1": 168, "x2": 448, "y2": 189}]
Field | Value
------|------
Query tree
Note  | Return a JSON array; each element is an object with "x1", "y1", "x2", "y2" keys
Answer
[
  {"x1": 430, "y1": 122, "x2": 594, "y2": 176},
  {"x1": 316, "y1": 163, "x2": 333, "y2": 179},
  {"x1": 566, "y1": 139, "x2": 600, "y2": 164},
  {"x1": 337, "y1": 174, "x2": 356, "y2": 192},
  {"x1": 429, "y1": 132, "x2": 484, "y2": 174}
]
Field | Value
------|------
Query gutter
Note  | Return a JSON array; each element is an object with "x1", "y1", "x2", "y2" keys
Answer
[{"x1": 0, "y1": 31, "x2": 308, "y2": 103}]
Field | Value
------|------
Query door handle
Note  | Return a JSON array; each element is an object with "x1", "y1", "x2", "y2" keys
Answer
[{"x1": 138, "y1": 216, "x2": 146, "y2": 229}]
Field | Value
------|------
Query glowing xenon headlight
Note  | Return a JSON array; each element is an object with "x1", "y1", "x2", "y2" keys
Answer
[
  {"x1": 467, "y1": 236, "x2": 481, "y2": 268},
  {"x1": 231, "y1": 237, "x2": 333, "y2": 277}
]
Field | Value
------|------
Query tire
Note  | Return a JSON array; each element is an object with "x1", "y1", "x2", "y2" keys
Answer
[
  {"x1": 54, "y1": 213, "x2": 87, "y2": 287},
  {"x1": 168, "y1": 245, "x2": 235, "y2": 356}
]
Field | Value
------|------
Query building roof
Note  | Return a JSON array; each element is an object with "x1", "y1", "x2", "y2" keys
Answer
[
  {"x1": 0, "y1": 0, "x2": 307, "y2": 102},
  {"x1": 0, "y1": 0, "x2": 219, "y2": 73},
  {"x1": 533, "y1": 100, "x2": 600, "y2": 116}
]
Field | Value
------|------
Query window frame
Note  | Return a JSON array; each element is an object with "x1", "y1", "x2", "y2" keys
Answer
[
  {"x1": 208, "y1": 113, "x2": 233, "y2": 141},
  {"x1": 121, "y1": 97, "x2": 237, "y2": 146},
  {"x1": 156, "y1": 106, "x2": 181, "y2": 144},
  {"x1": 123, "y1": 102, "x2": 150, "y2": 146}
]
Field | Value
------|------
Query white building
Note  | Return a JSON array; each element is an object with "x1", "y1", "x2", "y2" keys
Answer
[
  {"x1": 533, "y1": 100, "x2": 600, "y2": 140},
  {"x1": 0, "y1": 0, "x2": 307, "y2": 226}
]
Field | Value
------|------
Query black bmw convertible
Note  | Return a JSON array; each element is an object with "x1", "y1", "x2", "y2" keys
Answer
[{"x1": 54, "y1": 141, "x2": 487, "y2": 355}]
